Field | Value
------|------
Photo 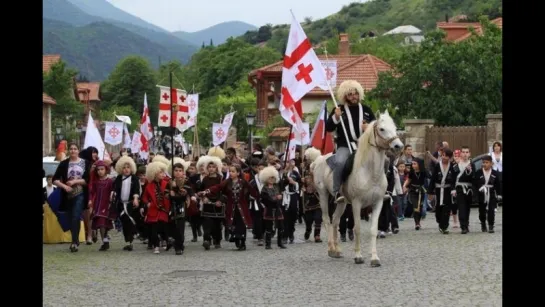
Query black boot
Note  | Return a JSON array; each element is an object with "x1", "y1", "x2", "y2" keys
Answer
[
  {"x1": 340, "y1": 233, "x2": 347, "y2": 242},
  {"x1": 191, "y1": 225, "x2": 198, "y2": 242},
  {"x1": 481, "y1": 223, "x2": 488, "y2": 232},
  {"x1": 238, "y1": 237, "x2": 246, "y2": 251},
  {"x1": 99, "y1": 241, "x2": 110, "y2": 251},
  {"x1": 304, "y1": 230, "x2": 311, "y2": 241},
  {"x1": 314, "y1": 227, "x2": 322, "y2": 243},
  {"x1": 488, "y1": 225, "x2": 495, "y2": 233},
  {"x1": 277, "y1": 230, "x2": 287, "y2": 249},
  {"x1": 265, "y1": 232, "x2": 272, "y2": 249}
]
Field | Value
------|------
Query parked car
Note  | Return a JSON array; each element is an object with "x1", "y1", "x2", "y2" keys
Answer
[{"x1": 43, "y1": 159, "x2": 59, "y2": 188}]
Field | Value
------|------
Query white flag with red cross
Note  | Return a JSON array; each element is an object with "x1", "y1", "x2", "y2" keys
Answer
[
  {"x1": 158, "y1": 86, "x2": 189, "y2": 132},
  {"x1": 104, "y1": 121, "x2": 124, "y2": 146},
  {"x1": 222, "y1": 111, "x2": 236, "y2": 127},
  {"x1": 212, "y1": 123, "x2": 230, "y2": 146},
  {"x1": 139, "y1": 93, "x2": 153, "y2": 160},
  {"x1": 280, "y1": 12, "x2": 328, "y2": 132},
  {"x1": 289, "y1": 122, "x2": 310, "y2": 146}
]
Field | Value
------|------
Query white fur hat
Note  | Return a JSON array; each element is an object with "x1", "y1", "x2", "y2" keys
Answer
[
  {"x1": 304, "y1": 147, "x2": 322, "y2": 163},
  {"x1": 145, "y1": 161, "x2": 167, "y2": 182},
  {"x1": 259, "y1": 166, "x2": 280, "y2": 184},
  {"x1": 152, "y1": 154, "x2": 169, "y2": 167},
  {"x1": 168, "y1": 157, "x2": 191, "y2": 175},
  {"x1": 115, "y1": 155, "x2": 137, "y2": 175},
  {"x1": 197, "y1": 155, "x2": 223, "y2": 172},
  {"x1": 207, "y1": 146, "x2": 226, "y2": 159},
  {"x1": 337, "y1": 80, "x2": 364, "y2": 103}
]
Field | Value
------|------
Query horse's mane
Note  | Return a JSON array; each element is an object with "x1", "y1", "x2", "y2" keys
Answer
[{"x1": 354, "y1": 120, "x2": 377, "y2": 169}]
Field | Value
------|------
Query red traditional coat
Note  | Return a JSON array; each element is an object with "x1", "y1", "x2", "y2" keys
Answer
[
  {"x1": 207, "y1": 178, "x2": 257, "y2": 228},
  {"x1": 142, "y1": 179, "x2": 171, "y2": 223}
]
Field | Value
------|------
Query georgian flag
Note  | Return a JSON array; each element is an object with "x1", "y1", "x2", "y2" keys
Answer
[
  {"x1": 158, "y1": 86, "x2": 188, "y2": 132},
  {"x1": 279, "y1": 12, "x2": 328, "y2": 132},
  {"x1": 139, "y1": 93, "x2": 153, "y2": 160}
]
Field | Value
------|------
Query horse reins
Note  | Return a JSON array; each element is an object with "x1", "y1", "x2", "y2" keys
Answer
[{"x1": 369, "y1": 122, "x2": 399, "y2": 150}]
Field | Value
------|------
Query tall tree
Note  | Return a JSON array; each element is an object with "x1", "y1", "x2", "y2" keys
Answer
[
  {"x1": 43, "y1": 60, "x2": 83, "y2": 128},
  {"x1": 101, "y1": 56, "x2": 159, "y2": 125},
  {"x1": 369, "y1": 18, "x2": 502, "y2": 126}
]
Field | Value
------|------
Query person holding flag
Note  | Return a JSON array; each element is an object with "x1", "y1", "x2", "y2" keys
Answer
[{"x1": 325, "y1": 80, "x2": 376, "y2": 204}]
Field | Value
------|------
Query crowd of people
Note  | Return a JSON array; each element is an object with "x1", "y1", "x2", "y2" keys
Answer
[{"x1": 42, "y1": 79, "x2": 503, "y2": 255}]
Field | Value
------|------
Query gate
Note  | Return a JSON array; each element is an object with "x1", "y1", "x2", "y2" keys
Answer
[{"x1": 425, "y1": 126, "x2": 488, "y2": 155}]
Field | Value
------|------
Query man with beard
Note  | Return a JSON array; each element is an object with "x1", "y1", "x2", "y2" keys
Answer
[{"x1": 325, "y1": 80, "x2": 376, "y2": 204}]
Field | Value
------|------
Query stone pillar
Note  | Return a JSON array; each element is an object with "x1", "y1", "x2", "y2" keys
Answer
[
  {"x1": 486, "y1": 114, "x2": 502, "y2": 149},
  {"x1": 402, "y1": 119, "x2": 435, "y2": 158}
]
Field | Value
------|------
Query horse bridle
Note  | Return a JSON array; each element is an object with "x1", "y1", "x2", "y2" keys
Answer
[{"x1": 369, "y1": 121, "x2": 399, "y2": 150}]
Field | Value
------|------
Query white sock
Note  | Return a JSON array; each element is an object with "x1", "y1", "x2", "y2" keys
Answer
[{"x1": 103, "y1": 237, "x2": 110, "y2": 243}]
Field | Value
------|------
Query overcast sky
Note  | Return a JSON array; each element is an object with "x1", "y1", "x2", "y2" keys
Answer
[{"x1": 107, "y1": 0, "x2": 362, "y2": 32}]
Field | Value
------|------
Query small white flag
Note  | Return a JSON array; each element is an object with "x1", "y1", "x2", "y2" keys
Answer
[
  {"x1": 123, "y1": 124, "x2": 131, "y2": 149},
  {"x1": 212, "y1": 123, "x2": 230, "y2": 146},
  {"x1": 222, "y1": 111, "x2": 235, "y2": 127},
  {"x1": 83, "y1": 112, "x2": 106, "y2": 160},
  {"x1": 115, "y1": 115, "x2": 132, "y2": 125},
  {"x1": 290, "y1": 122, "x2": 310, "y2": 146},
  {"x1": 320, "y1": 60, "x2": 337, "y2": 90},
  {"x1": 131, "y1": 131, "x2": 142, "y2": 154},
  {"x1": 104, "y1": 122, "x2": 124, "y2": 146},
  {"x1": 187, "y1": 94, "x2": 199, "y2": 117}
]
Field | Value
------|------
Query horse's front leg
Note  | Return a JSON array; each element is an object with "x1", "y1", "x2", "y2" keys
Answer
[
  {"x1": 331, "y1": 202, "x2": 346, "y2": 258},
  {"x1": 351, "y1": 201, "x2": 364, "y2": 264},
  {"x1": 368, "y1": 199, "x2": 383, "y2": 267},
  {"x1": 319, "y1": 192, "x2": 335, "y2": 255}
]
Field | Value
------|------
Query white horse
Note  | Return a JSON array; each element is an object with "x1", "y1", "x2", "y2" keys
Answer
[{"x1": 311, "y1": 110, "x2": 403, "y2": 266}]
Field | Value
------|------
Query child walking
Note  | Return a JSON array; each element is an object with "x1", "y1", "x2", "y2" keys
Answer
[
  {"x1": 259, "y1": 166, "x2": 287, "y2": 250},
  {"x1": 142, "y1": 161, "x2": 171, "y2": 254},
  {"x1": 113, "y1": 156, "x2": 140, "y2": 251},
  {"x1": 88, "y1": 160, "x2": 116, "y2": 251}
]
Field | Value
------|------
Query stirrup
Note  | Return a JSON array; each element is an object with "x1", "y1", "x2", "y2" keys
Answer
[{"x1": 335, "y1": 192, "x2": 345, "y2": 203}]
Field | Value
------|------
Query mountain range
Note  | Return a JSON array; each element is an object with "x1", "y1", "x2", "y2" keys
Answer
[{"x1": 42, "y1": 0, "x2": 257, "y2": 80}]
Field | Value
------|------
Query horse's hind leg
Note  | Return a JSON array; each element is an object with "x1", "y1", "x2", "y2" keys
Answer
[
  {"x1": 331, "y1": 202, "x2": 346, "y2": 258},
  {"x1": 368, "y1": 200, "x2": 383, "y2": 267},
  {"x1": 351, "y1": 201, "x2": 364, "y2": 264},
  {"x1": 320, "y1": 191, "x2": 335, "y2": 257}
]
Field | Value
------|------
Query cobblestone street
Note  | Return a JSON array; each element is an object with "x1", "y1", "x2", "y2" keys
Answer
[{"x1": 43, "y1": 208, "x2": 502, "y2": 307}]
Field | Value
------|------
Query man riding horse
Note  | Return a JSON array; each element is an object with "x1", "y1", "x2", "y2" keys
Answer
[{"x1": 325, "y1": 80, "x2": 376, "y2": 204}]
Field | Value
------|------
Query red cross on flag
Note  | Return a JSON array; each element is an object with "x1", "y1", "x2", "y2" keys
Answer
[
  {"x1": 187, "y1": 94, "x2": 199, "y2": 118},
  {"x1": 280, "y1": 12, "x2": 328, "y2": 132},
  {"x1": 212, "y1": 123, "x2": 230, "y2": 146},
  {"x1": 289, "y1": 122, "x2": 310, "y2": 146},
  {"x1": 158, "y1": 86, "x2": 189, "y2": 132},
  {"x1": 139, "y1": 93, "x2": 153, "y2": 160},
  {"x1": 104, "y1": 121, "x2": 124, "y2": 146}
]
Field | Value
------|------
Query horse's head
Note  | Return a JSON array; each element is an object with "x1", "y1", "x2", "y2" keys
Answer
[{"x1": 373, "y1": 110, "x2": 403, "y2": 151}]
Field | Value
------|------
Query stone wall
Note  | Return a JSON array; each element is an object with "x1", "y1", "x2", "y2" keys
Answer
[
  {"x1": 486, "y1": 114, "x2": 502, "y2": 149},
  {"x1": 226, "y1": 126, "x2": 237, "y2": 148},
  {"x1": 402, "y1": 119, "x2": 435, "y2": 158}
]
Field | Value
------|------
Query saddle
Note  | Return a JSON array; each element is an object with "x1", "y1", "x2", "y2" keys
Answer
[{"x1": 326, "y1": 152, "x2": 357, "y2": 185}]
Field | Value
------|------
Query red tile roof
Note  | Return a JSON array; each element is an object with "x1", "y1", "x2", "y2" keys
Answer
[
  {"x1": 268, "y1": 127, "x2": 291, "y2": 138},
  {"x1": 43, "y1": 93, "x2": 56, "y2": 105},
  {"x1": 77, "y1": 82, "x2": 101, "y2": 101},
  {"x1": 249, "y1": 54, "x2": 392, "y2": 93},
  {"x1": 437, "y1": 17, "x2": 502, "y2": 42},
  {"x1": 43, "y1": 54, "x2": 61, "y2": 72}
]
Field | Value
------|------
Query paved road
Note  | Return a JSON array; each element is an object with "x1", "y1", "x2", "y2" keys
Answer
[{"x1": 43, "y1": 208, "x2": 502, "y2": 307}]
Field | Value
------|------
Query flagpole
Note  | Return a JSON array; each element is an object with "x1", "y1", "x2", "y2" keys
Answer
[
  {"x1": 169, "y1": 71, "x2": 175, "y2": 176},
  {"x1": 284, "y1": 125, "x2": 293, "y2": 167}
]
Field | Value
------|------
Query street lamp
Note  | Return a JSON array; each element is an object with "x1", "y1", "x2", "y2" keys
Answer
[
  {"x1": 55, "y1": 125, "x2": 64, "y2": 149},
  {"x1": 246, "y1": 113, "x2": 256, "y2": 156}
]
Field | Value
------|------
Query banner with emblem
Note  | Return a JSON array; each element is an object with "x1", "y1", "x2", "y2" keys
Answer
[
  {"x1": 187, "y1": 94, "x2": 199, "y2": 117},
  {"x1": 157, "y1": 85, "x2": 188, "y2": 131},
  {"x1": 212, "y1": 123, "x2": 230, "y2": 146},
  {"x1": 104, "y1": 121, "x2": 124, "y2": 146},
  {"x1": 319, "y1": 60, "x2": 337, "y2": 89}
]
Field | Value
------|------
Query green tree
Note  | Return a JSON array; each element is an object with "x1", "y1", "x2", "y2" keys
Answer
[
  {"x1": 43, "y1": 60, "x2": 84, "y2": 128},
  {"x1": 101, "y1": 56, "x2": 159, "y2": 125},
  {"x1": 369, "y1": 18, "x2": 502, "y2": 126}
]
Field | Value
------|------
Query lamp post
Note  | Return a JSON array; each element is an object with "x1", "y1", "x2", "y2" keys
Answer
[
  {"x1": 55, "y1": 125, "x2": 64, "y2": 149},
  {"x1": 246, "y1": 113, "x2": 256, "y2": 156}
]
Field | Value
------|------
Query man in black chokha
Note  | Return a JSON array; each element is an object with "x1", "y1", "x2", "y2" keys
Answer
[
  {"x1": 473, "y1": 155, "x2": 502, "y2": 233},
  {"x1": 453, "y1": 146, "x2": 476, "y2": 234},
  {"x1": 325, "y1": 80, "x2": 376, "y2": 204},
  {"x1": 428, "y1": 149, "x2": 457, "y2": 234}
]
